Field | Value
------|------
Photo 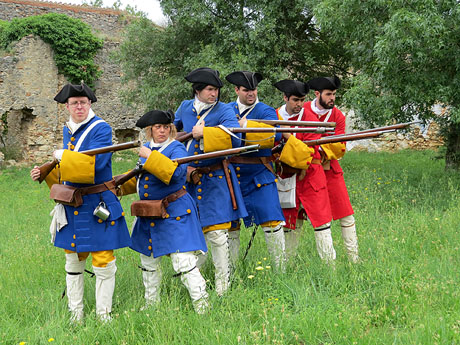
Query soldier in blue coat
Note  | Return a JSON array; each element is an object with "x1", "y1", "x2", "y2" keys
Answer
[
  {"x1": 174, "y1": 67, "x2": 248, "y2": 295},
  {"x1": 120, "y1": 110, "x2": 208, "y2": 313},
  {"x1": 30, "y1": 83, "x2": 131, "y2": 322},
  {"x1": 225, "y1": 71, "x2": 286, "y2": 270}
]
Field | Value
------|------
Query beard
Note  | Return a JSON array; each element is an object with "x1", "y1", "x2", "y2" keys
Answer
[{"x1": 319, "y1": 94, "x2": 334, "y2": 109}]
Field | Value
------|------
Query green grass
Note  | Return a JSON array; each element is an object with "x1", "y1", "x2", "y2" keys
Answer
[{"x1": 1, "y1": 150, "x2": 459, "y2": 344}]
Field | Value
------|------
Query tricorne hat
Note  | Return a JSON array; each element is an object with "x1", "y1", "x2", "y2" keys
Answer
[
  {"x1": 185, "y1": 67, "x2": 223, "y2": 88},
  {"x1": 136, "y1": 110, "x2": 175, "y2": 128},
  {"x1": 307, "y1": 76, "x2": 341, "y2": 91},
  {"x1": 54, "y1": 82, "x2": 97, "y2": 104},
  {"x1": 274, "y1": 79, "x2": 310, "y2": 97},
  {"x1": 225, "y1": 71, "x2": 263, "y2": 90}
]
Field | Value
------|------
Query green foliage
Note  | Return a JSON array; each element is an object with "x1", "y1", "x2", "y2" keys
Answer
[
  {"x1": 114, "y1": 0, "x2": 348, "y2": 111},
  {"x1": 312, "y1": 0, "x2": 460, "y2": 167},
  {"x1": 0, "y1": 13, "x2": 103, "y2": 86},
  {"x1": 1, "y1": 150, "x2": 460, "y2": 343}
]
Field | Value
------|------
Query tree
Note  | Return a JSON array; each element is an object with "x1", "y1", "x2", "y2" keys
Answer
[
  {"x1": 312, "y1": 0, "x2": 460, "y2": 169},
  {"x1": 114, "y1": 0, "x2": 349, "y2": 111}
]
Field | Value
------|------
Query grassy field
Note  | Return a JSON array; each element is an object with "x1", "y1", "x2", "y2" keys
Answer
[{"x1": 0, "y1": 150, "x2": 459, "y2": 345}]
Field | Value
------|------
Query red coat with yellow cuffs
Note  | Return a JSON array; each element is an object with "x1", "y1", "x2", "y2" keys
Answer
[
  {"x1": 304, "y1": 101, "x2": 354, "y2": 220},
  {"x1": 276, "y1": 104, "x2": 332, "y2": 229}
]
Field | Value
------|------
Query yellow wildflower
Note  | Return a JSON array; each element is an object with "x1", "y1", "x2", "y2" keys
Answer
[
  {"x1": 255, "y1": 266, "x2": 264, "y2": 271},
  {"x1": 248, "y1": 275, "x2": 255, "y2": 279}
]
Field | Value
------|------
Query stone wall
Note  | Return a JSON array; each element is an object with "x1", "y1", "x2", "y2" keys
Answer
[{"x1": 0, "y1": 0, "x2": 141, "y2": 164}]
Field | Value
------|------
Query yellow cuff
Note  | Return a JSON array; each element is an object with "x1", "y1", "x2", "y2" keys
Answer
[
  {"x1": 60, "y1": 150, "x2": 95, "y2": 184},
  {"x1": 279, "y1": 136, "x2": 314, "y2": 170},
  {"x1": 44, "y1": 166, "x2": 60, "y2": 189},
  {"x1": 244, "y1": 120, "x2": 275, "y2": 148},
  {"x1": 143, "y1": 150, "x2": 178, "y2": 185},
  {"x1": 203, "y1": 127, "x2": 232, "y2": 152},
  {"x1": 321, "y1": 142, "x2": 346, "y2": 160},
  {"x1": 116, "y1": 171, "x2": 137, "y2": 196}
]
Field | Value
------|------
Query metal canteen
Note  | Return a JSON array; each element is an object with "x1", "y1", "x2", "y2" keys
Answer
[{"x1": 93, "y1": 201, "x2": 110, "y2": 221}]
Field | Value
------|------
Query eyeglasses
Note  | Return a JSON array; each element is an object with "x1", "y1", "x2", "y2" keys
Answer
[{"x1": 68, "y1": 101, "x2": 90, "y2": 107}]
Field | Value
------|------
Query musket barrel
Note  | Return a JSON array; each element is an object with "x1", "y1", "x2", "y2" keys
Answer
[
  {"x1": 38, "y1": 140, "x2": 142, "y2": 183},
  {"x1": 255, "y1": 119, "x2": 336, "y2": 127}
]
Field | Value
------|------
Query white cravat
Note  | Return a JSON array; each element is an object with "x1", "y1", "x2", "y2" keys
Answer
[
  {"x1": 277, "y1": 104, "x2": 303, "y2": 121},
  {"x1": 193, "y1": 96, "x2": 216, "y2": 115},
  {"x1": 150, "y1": 137, "x2": 172, "y2": 149},
  {"x1": 237, "y1": 97, "x2": 259, "y2": 118},
  {"x1": 66, "y1": 108, "x2": 96, "y2": 134},
  {"x1": 311, "y1": 98, "x2": 330, "y2": 116}
]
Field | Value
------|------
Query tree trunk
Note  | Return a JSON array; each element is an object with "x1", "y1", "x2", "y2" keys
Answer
[{"x1": 444, "y1": 123, "x2": 460, "y2": 170}]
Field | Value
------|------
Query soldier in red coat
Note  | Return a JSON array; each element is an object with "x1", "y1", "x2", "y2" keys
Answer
[
  {"x1": 305, "y1": 76, "x2": 359, "y2": 263},
  {"x1": 274, "y1": 80, "x2": 335, "y2": 262}
]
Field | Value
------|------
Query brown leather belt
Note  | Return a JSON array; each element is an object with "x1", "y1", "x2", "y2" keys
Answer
[
  {"x1": 162, "y1": 188, "x2": 187, "y2": 208},
  {"x1": 228, "y1": 156, "x2": 275, "y2": 175},
  {"x1": 79, "y1": 179, "x2": 117, "y2": 196},
  {"x1": 131, "y1": 188, "x2": 187, "y2": 218}
]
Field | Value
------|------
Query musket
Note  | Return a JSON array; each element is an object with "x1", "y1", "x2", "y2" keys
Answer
[
  {"x1": 302, "y1": 129, "x2": 395, "y2": 146},
  {"x1": 114, "y1": 144, "x2": 261, "y2": 187},
  {"x1": 322, "y1": 121, "x2": 421, "y2": 140},
  {"x1": 254, "y1": 119, "x2": 336, "y2": 128},
  {"x1": 272, "y1": 130, "x2": 395, "y2": 154},
  {"x1": 176, "y1": 126, "x2": 334, "y2": 143},
  {"x1": 38, "y1": 140, "x2": 141, "y2": 183}
]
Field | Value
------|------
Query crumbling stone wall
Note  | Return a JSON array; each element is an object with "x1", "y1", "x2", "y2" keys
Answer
[{"x1": 0, "y1": 0, "x2": 141, "y2": 163}]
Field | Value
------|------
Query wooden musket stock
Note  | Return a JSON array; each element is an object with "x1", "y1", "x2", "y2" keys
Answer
[{"x1": 38, "y1": 140, "x2": 141, "y2": 183}]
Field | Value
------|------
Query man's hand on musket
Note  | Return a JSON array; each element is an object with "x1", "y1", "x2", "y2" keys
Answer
[
  {"x1": 30, "y1": 166, "x2": 41, "y2": 181},
  {"x1": 139, "y1": 146, "x2": 152, "y2": 159},
  {"x1": 186, "y1": 165, "x2": 197, "y2": 183},
  {"x1": 281, "y1": 125, "x2": 292, "y2": 140},
  {"x1": 192, "y1": 121, "x2": 205, "y2": 140}
]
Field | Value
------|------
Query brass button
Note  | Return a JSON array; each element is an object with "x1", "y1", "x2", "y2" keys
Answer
[
  {"x1": 274, "y1": 179, "x2": 278, "y2": 182},
  {"x1": 71, "y1": 243, "x2": 75, "y2": 247},
  {"x1": 236, "y1": 167, "x2": 240, "y2": 171},
  {"x1": 74, "y1": 211, "x2": 78, "y2": 216},
  {"x1": 196, "y1": 115, "x2": 200, "y2": 119},
  {"x1": 145, "y1": 176, "x2": 149, "y2": 181},
  {"x1": 194, "y1": 152, "x2": 198, "y2": 155},
  {"x1": 111, "y1": 221, "x2": 115, "y2": 226},
  {"x1": 98, "y1": 219, "x2": 103, "y2": 223},
  {"x1": 183, "y1": 186, "x2": 186, "y2": 190},
  {"x1": 208, "y1": 173, "x2": 213, "y2": 177},
  {"x1": 122, "y1": 212, "x2": 125, "y2": 216},
  {"x1": 144, "y1": 184, "x2": 149, "y2": 189},
  {"x1": 187, "y1": 209, "x2": 191, "y2": 214},
  {"x1": 150, "y1": 222, "x2": 155, "y2": 227},
  {"x1": 144, "y1": 193, "x2": 149, "y2": 198},
  {"x1": 176, "y1": 216, "x2": 181, "y2": 221},
  {"x1": 70, "y1": 137, "x2": 75, "y2": 142},
  {"x1": 198, "y1": 188, "x2": 202, "y2": 192},
  {"x1": 195, "y1": 144, "x2": 199, "y2": 148},
  {"x1": 194, "y1": 160, "x2": 199, "y2": 164},
  {"x1": 73, "y1": 234, "x2": 76, "y2": 239},
  {"x1": 70, "y1": 144, "x2": 75, "y2": 150},
  {"x1": 165, "y1": 213, "x2": 170, "y2": 218},
  {"x1": 219, "y1": 176, "x2": 223, "y2": 179},
  {"x1": 148, "y1": 246, "x2": 152, "y2": 250},
  {"x1": 257, "y1": 183, "x2": 261, "y2": 187},
  {"x1": 149, "y1": 239, "x2": 152, "y2": 243},
  {"x1": 198, "y1": 181, "x2": 202, "y2": 185},
  {"x1": 198, "y1": 174, "x2": 203, "y2": 178},
  {"x1": 237, "y1": 174, "x2": 240, "y2": 178},
  {"x1": 197, "y1": 196, "x2": 202, "y2": 200}
]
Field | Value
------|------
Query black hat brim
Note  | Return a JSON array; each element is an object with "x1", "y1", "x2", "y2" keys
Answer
[{"x1": 54, "y1": 83, "x2": 97, "y2": 104}]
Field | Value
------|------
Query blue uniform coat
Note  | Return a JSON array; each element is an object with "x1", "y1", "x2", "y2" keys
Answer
[
  {"x1": 174, "y1": 100, "x2": 248, "y2": 227},
  {"x1": 227, "y1": 102, "x2": 285, "y2": 226},
  {"x1": 54, "y1": 116, "x2": 131, "y2": 252},
  {"x1": 130, "y1": 140, "x2": 207, "y2": 257}
]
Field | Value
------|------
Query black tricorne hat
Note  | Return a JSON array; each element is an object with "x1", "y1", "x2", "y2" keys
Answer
[
  {"x1": 185, "y1": 67, "x2": 223, "y2": 88},
  {"x1": 136, "y1": 110, "x2": 175, "y2": 128},
  {"x1": 54, "y1": 83, "x2": 97, "y2": 104},
  {"x1": 225, "y1": 71, "x2": 263, "y2": 90},
  {"x1": 307, "y1": 76, "x2": 341, "y2": 91},
  {"x1": 274, "y1": 80, "x2": 310, "y2": 97}
]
